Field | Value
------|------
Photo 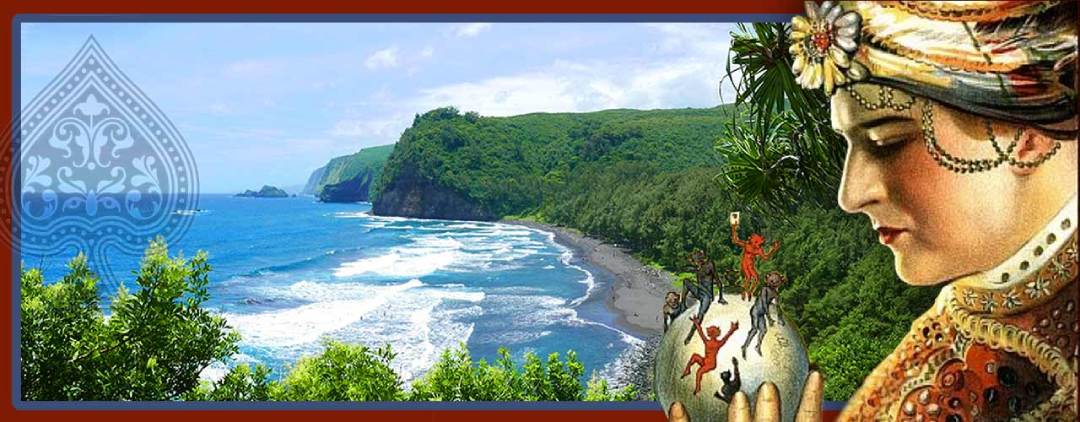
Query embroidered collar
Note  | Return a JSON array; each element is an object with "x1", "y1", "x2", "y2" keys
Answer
[{"x1": 951, "y1": 195, "x2": 1078, "y2": 315}]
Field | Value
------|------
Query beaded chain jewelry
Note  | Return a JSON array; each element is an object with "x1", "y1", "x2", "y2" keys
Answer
[
  {"x1": 842, "y1": 84, "x2": 915, "y2": 112},
  {"x1": 920, "y1": 100, "x2": 1062, "y2": 173},
  {"x1": 843, "y1": 85, "x2": 1063, "y2": 173}
]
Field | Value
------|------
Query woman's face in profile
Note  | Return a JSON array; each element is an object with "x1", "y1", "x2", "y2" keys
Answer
[{"x1": 829, "y1": 84, "x2": 1054, "y2": 286}]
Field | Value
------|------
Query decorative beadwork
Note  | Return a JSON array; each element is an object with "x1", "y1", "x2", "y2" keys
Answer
[
  {"x1": 920, "y1": 101, "x2": 1062, "y2": 174},
  {"x1": 842, "y1": 84, "x2": 915, "y2": 111}
]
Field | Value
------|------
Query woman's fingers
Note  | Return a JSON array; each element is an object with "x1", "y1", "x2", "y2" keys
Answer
[
  {"x1": 668, "y1": 401, "x2": 691, "y2": 422},
  {"x1": 795, "y1": 371, "x2": 824, "y2": 422},
  {"x1": 728, "y1": 391, "x2": 752, "y2": 422},
  {"x1": 678, "y1": 374, "x2": 822, "y2": 422},
  {"x1": 754, "y1": 382, "x2": 782, "y2": 422}
]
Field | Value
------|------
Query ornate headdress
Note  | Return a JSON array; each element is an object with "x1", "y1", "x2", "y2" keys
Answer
[{"x1": 790, "y1": 1, "x2": 1077, "y2": 136}]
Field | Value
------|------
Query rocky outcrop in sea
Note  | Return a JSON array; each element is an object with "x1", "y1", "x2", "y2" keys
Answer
[{"x1": 235, "y1": 185, "x2": 289, "y2": 198}]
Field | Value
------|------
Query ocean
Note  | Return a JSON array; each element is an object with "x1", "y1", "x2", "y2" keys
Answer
[{"x1": 21, "y1": 194, "x2": 642, "y2": 384}]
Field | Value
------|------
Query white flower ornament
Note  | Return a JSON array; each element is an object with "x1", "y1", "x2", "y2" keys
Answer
[{"x1": 789, "y1": 1, "x2": 864, "y2": 94}]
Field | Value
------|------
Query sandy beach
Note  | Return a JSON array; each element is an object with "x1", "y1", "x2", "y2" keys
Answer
[{"x1": 509, "y1": 220, "x2": 671, "y2": 336}]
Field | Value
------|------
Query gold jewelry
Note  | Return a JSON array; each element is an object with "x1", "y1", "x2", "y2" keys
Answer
[
  {"x1": 921, "y1": 100, "x2": 1062, "y2": 173},
  {"x1": 842, "y1": 84, "x2": 915, "y2": 112}
]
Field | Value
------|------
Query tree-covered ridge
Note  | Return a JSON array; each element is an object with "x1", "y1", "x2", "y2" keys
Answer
[
  {"x1": 373, "y1": 106, "x2": 735, "y2": 217},
  {"x1": 20, "y1": 242, "x2": 636, "y2": 402},
  {"x1": 307, "y1": 144, "x2": 394, "y2": 198}
]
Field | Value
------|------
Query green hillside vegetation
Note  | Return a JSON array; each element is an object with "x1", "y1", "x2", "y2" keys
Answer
[
  {"x1": 308, "y1": 144, "x2": 394, "y2": 197},
  {"x1": 20, "y1": 241, "x2": 635, "y2": 402},
  {"x1": 373, "y1": 106, "x2": 733, "y2": 217}
]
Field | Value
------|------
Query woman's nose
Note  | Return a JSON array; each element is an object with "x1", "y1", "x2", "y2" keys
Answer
[{"x1": 837, "y1": 147, "x2": 886, "y2": 214}]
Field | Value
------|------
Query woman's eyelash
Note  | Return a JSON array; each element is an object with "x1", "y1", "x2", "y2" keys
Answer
[
  {"x1": 868, "y1": 136, "x2": 911, "y2": 156},
  {"x1": 871, "y1": 135, "x2": 912, "y2": 148}
]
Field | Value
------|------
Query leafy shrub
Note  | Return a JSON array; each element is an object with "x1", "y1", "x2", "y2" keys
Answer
[
  {"x1": 408, "y1": 344, "x2": 635, "y2": 401},
  {"x1": 186, "y1": 364, "x2": 273, "y2": 401},
  {"x1": 271, "y1": 341, "x2": 404, "y2": 401},
  {"x1": 20, "y1": 238, "x2": 237, "y2": 400}
]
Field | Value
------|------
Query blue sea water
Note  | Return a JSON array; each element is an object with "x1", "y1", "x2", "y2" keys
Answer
[{"x1": 22, "y1": 194, "x2": 642, "y2": 384}]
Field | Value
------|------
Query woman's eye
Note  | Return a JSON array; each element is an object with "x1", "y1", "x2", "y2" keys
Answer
[{"x1": 870, "y1": 136, "x2": 911, "y2": 153}]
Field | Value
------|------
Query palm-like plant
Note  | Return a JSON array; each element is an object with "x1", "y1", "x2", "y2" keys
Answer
[{"x1": 717, "y1": 23, "x2": 845, "y2": 214}]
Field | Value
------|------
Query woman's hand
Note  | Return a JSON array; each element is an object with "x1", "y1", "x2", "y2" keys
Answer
[{"x1": 667, "y1": 371, "x2": 823, "y2": 422}]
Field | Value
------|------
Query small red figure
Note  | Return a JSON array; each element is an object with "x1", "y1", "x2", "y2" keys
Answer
[
  {"x1": 680, "y1": 319, "x2": 739, "y2": 395},
  {"x1": 731, "y1": 223, "x2": 780, "y2": 300}
]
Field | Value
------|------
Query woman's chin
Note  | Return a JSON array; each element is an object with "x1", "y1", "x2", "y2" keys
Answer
[{"x1": 893, "y1": 253, "x2": 956, "y2": 287}]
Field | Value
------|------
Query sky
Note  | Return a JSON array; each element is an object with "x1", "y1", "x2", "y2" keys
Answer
[{"x1": 20, "y1": 22, "x2": 743, "y2": 193}]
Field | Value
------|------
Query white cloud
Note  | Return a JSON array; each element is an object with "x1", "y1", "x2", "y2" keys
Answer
[
  {"x1": 364, "y1": 47, "x2": 399, "y2": 70},
  {"x1": 454, "y1": 23, "x2": 492, "y2": 38},
  {"x1": 401, "y1": 23, "x2": 736, "y2": 116},
  {"x1": 409, "y1": 55, "x2": 726, "y2": 117},
  {"x1": 418, "y1": 46, "x2": 434, "y2": 59},
  {"x1": 329, "y1": 113, "x2": 413, "y2": 145}
]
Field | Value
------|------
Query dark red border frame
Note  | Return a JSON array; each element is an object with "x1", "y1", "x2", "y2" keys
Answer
[{"x1": 0, "y1": 1, "x2": 840, "y2": 421}]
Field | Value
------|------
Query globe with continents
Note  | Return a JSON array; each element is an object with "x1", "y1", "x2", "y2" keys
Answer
[{"x1": 655, "y1": 293, "x2": 809, "y2": 422}]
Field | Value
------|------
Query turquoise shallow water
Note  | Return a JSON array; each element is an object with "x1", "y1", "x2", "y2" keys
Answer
[{"x1": 23, "y1": 194, "x2": 641, "y2": 383}]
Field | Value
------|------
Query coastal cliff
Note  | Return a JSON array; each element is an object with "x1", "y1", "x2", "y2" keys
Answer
[
  {"x1": 301, "y1": 165, "x2": 327, "y2": 195},
  {"x1": 371, "y1": 164, "x2": 494, "y2": 220},
  {"x1": 303, "y1": 144, "x2": 394, "y2": 202},
  {"x1": 317, "y1": 170, "x2": 374, "y2": 203}
]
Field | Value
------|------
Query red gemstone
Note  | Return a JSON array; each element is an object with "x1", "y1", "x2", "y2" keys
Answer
[{"x1": 812, "y1": 31, "x2": 831, "y2": 53}]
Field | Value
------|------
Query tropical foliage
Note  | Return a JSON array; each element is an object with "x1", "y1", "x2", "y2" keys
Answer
[
  {"x1": 409, "y1": 345, "x2": 635, "y2": 401},
  {"x1": 20, "y1": 239, "x2": 236, "y2": 400},
  {"x1": 373, "y1": 106, "x2": 734, "y2": 216},
  {"x1": 719, "y1": 23, "x2": 845, "y2": 214}
]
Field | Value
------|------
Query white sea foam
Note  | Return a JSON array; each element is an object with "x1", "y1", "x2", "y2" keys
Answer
[
  {"x1": 227, "y1": 213, "x2": 634, "y2": 383},
  {"x1": 544, "y1": 234, "x2": 596, "y2": 308},
  {"x1": 226, "y1": 277, "x2": 487, "y2": 383},
  {"x1": 224, "y1": 279, "x2": 425, "y2": 346},
  {"x1": 334, "y1": 250, "x2": 461, "y2": 278},
  {"x1": 332, "y1": 223, "x2": 547, "y2": 279}
]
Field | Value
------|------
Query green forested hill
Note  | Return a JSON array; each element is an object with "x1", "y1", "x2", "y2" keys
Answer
[
  {"x1": 372, "y1": 106, "x2": 734, "y2": 218},
  {"x1": 304, "y1": 144, "x2": 394, "y2": 200}
]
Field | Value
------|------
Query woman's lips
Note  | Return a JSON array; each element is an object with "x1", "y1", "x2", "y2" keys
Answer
[{"x1": 876, "y1": 227, "x2": 905, "y2": 245}]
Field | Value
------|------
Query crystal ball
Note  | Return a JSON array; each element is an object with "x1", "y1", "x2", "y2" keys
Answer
[{"x1": 654, "y1": 293, "x2": 809, "y2": 421}]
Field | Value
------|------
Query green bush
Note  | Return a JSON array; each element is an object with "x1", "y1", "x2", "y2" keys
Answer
[
  {"x1": 20, "y1": 238, "x2": 238, "y2": 400},
  {"x1": 186, "y1": 363, "x2": 273, "y2": 401},
  {"x1": 408, "y1": 344, "x2": 635, "y2": 401},
  {"x1": 271, "y1": 341, "x2": 404, "y2": 401}
]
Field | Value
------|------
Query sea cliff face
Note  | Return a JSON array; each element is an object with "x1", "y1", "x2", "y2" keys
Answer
[
  {"x1": 371, "y1": 164, "x2": 494, "y2": 221},
  {"x1": 317, "y1": 170, "x2": 374, "y2": 203},
  {"x1": 303, "y1": 144, "x2": 394, "y2": 202},
  {"x1": 301, "y1": 165, "x2": 327, "y2": 195}
]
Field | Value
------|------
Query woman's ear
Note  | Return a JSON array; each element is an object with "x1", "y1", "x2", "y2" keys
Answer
[{"x1": 1011, "y1": 128, "x2": 1058, "y2": 176}]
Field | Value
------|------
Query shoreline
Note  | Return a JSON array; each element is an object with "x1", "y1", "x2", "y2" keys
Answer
[{"x1": 507, "y1": 220, "x2": 670, "y2": 337}]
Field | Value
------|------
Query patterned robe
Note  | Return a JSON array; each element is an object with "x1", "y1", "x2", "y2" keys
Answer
[{"x1": 840, "y1": 198, "x2": 1078, "y2": 422}]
